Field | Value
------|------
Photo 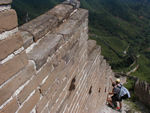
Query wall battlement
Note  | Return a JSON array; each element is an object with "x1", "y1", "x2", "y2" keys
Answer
[{"x1": 0, "y1": 1, "x2": 114, "y2": 113}]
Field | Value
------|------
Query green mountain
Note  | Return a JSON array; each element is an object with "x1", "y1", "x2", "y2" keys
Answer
[
  {"x1": 12, "y1": 0, "x2": 150, "y2": 83},
  {"x1": 81, "y1": 0, "x2": 150, "y2": 82}
]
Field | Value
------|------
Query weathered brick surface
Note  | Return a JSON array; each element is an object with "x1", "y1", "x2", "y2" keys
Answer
[
  {"x1": 0, "y1": 61, "x2": 35, "y2": 106},
  {"x1": 49, "y1": 4, "x2": 73, "y2": 21},
  {"x1": 17, "y1": 59, "x2": 54, "y2": 105},
  {"x1": 0, "y1": 32, "x2": 23, "y2": 61},
  {"x1": 27, "y1": 34, "x2": 63, "y2": 70},
  {"x1": 0, "y1": 0, "x2": 12, "y2": 5},
  {"x1": 20, "y1": 4, "x2": 73, "y2": 42},
  {"x1": 20, "y1": 31, "x2": 33, "y2": 49},
  {"x1": 36, "y1": 59, "x2": 53, "y2": 85},
  {"x1": 88, "y1": 40, "x2": 97, "y2": 54},
  {"x1": 17, "y1": 75, "x2": 38, "y2": 105},
  {"x1": 0, "y1": 3, "x2": 113, "y2": 113},
  {"x1": 40, "y1": 60, "x2": 66, "y2": 95},
  {"x1": 36, "y1": 96, "x2": 48, "y2": 113},
  {"x1": 0, "y1": 98, "x2": 18, "y2": 113},
  {"x1": 17, "y1": 90, "x2": 40, "y2": 113},
  {"x1": 41, "y1": 107, "x2": 49, "y2": 113},
  {"x1": 0, "y1": 52, "x2": 28, "y2": 86},
  {"x1": 0, "y1": 9, "x2": 18, "y2": 33}
]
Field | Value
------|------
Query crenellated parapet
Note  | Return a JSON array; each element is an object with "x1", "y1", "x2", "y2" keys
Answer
[{"x1": 0, "y1": 1, "x2": 114, "y2": 113}]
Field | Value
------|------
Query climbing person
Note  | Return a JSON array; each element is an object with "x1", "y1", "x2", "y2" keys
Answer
[
  {"x1": 117, "y1": 83, "x2": 131, "y2": 111},
  {"x1": 107, "y1": 82, "x2": 118, "y2": 108},
  {"x1": 109, "y1": 78, "x2": 131, "y2": 111},
  {"x1": 63, "y1": 0, "x2": 80, "y2": 9}
]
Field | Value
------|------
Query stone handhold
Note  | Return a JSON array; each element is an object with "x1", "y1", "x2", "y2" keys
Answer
[
  {"x1": 0, "y1": 0, "x2": 12, "y2": 5},
  {"x1": 0, "y1": 9, "x2": 18, "y2": 33}
]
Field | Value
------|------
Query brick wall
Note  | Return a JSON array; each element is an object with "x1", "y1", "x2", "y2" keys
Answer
[{"x1": 0, "y1": 1, "x2": 114, "y2": 113}]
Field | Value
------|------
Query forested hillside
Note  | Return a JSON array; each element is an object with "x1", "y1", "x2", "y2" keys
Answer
[
  {"x1": 12, "y1": 0, "x2": 150, "y2": 83},
  {"x1": 81, "y1": 0, "x2": 150, "y2": 83}
]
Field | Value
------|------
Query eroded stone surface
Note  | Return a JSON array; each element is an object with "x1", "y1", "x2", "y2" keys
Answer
[
  {"x1": 0, "y1": 3, "x2": 115, "y2": 113},
  {"x1": 88, "y1": 40, "x2": 97, "y2": 54},
  {"x1": 0, "y1": 9, "x2": 18, "y2": 33},
  {"x1": 0, "y1": 32, "x2": 23, "y2": 61},
  {"x1": 0, "y1": 52, "x2": 28, "y2": 86},
  {"x1": 20, "y1": 31, "x2": 33, "y2": 49},
  {"x1": 20, "y1": 4, "x2": 74, "y2": 42},
  {"x1": 27, "y1": 34, "x2": 63, "y2": 70}
]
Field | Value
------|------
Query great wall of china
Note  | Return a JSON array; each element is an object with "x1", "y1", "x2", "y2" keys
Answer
[{"x1": 0, "y1": 1, "x2": 115, "y2": 113}]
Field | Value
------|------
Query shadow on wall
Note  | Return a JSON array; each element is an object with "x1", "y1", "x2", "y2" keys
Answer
[{"x1": 69, "y1": 76, "x2": 76, "y2": 91}]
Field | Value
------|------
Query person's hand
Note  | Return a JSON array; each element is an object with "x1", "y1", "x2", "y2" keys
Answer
[{"x1": 110, "y1": 77, "x2": 113, "y2": 82}]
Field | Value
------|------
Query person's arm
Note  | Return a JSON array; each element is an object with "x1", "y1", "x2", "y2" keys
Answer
[
  {"x1": 108, "y1": 92, "x2": 114, "y2": 95},
  {"x1": 110, "y1": 77, "x2": 113, "y2": 83},
  {"x1": 108, "y1": 88, "x2": 114, "y2": 95}
]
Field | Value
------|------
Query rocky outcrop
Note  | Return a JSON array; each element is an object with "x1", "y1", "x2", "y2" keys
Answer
[
  {"x1": 0, "y1": 1, "x2": 114, "y2": 113},
  {"x1": 134, "y1": 79, "x2": 150, "y2": 108}
]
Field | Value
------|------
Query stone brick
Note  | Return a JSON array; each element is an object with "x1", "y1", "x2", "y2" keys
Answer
[
  {"x1": 70, "y1": 9, "x2": 88, "y2": 24},
  {"x1": 17, "y1": 90, "x2": 40, "y2": 113},
  {"x1": 44, "y1": 60, "x2": 75, "y2": 106},
  {"x1": 0, "y1": 52, "x2": 28, "y2": 86},
  {"x1": 55, "y1": 8, "x2": 88, "y2": 38},
  {"x1": 49, "y1": 90, "x2": 67, "y2": 113},
  {"x1": 27, "y1": 34, "x2": 63, "y2": 70},
  {"x1": 36, "y1": 96, "x2": 48, "y2": 113},
  {"x1": 17, "y1": 75, "x2": 38, "y2": 105},
  {"x1": 45, "y1": 62, "x2": 75, "y2": 110},
  {"x1": 40, "y1": 61, "x2": 66, "y2": 95},
  {"x1": 0, "y1": 9, "x2": 18, "y2": 33},
  {"x1": 20, "y1": 13, "x2": 57, "y2": 42},
  {"x1": 19, "y1": 31, "x2": 33, "y2": 49},
  {"x1": 0, "y1": 32, "x2": 23, "y2": 61},
  {"x1": 88, "y1": 40, "x2": 96, "y2": 54},
  {"x1": 0, "y1": 98, "x2": 18, "y2": 113},
  {"x1": 36, "y1": 60, "x2": 53, "y2": 85},
  {"x1": 41, "y1": 107, "x2": 49, "y2": 113},
  {"x1": 47, "y1": 61, "x2": 78, "y2": 111},
  {"x1": 0, "y1": 61, "x2": 35, "y2": 106},
  {"x1": 20, "y1": 4, "x2": 73, "y2": 42},
  {"x1": 49, "y1": 4, "x2": 73, "y2": 21},
  {"x1": 0, "y1": 0, "x2": 12, "y2": 5}
]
